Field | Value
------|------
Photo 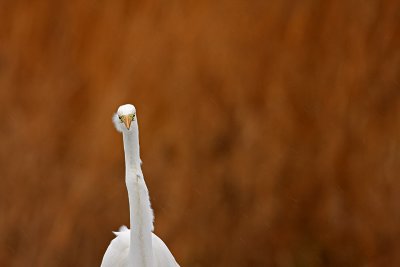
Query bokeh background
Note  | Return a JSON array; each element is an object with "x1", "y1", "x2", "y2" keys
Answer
[{"x1": 1, "y1": 0, "x2": 400, "y2": 266}]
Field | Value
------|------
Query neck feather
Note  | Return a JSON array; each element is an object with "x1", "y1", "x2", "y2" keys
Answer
[
  {"x1": 122, "y1": 126, "x2": 141, "y2": 172},
  {"x1": 122, "y1": 124, "x2": 154, "y2": 267}
]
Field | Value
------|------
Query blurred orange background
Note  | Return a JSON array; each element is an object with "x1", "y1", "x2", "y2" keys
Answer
[{"x1": 1, "y1": 1, "x2": 400, "y2": 266}]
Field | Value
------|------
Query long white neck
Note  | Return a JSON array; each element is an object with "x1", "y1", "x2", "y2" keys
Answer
[{"x1": 122, "y1": 121, "x2": 154, "y2": 267}]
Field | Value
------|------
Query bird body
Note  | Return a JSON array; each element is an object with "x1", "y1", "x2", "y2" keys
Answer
[
  {"x1": 101, "y1": 104, "x2": 179, "y2": 267},
  {"x1": 101, "y1": 227, "x2": 178, "y2": 267}
]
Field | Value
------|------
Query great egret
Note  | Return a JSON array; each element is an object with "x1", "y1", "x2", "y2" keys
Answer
[{"x1": 101, "y1": 104, "x2": 179, "y2": 267}]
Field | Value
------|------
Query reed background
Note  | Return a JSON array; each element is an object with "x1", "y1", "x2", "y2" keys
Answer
[{"x1": 1, "y1": 1, "x2": 400, "y2": 266}]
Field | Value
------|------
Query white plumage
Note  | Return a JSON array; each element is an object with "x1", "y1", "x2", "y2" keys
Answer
[
  {"x1": 101, "y1": 227, "x2": 179, "y2": 267},
  {"x1": 101, "y1": 104, "x2": 179, "y2": 267}
]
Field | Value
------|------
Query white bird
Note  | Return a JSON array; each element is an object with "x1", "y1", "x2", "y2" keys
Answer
[{"x1": 101, "y1": 104, "x2": 179, "y2": 267}]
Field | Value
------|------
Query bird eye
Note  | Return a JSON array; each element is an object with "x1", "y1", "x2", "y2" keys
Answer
[
  {"x1": 118, "y1": 115, "x2": 124, "y2": 123},
  {"x1": 130, "y1": 114, "x2": 135, "y2": 120}
]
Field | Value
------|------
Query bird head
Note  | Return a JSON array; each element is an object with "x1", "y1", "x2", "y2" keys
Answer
[{"x1": 113, "y1": 104, "x2": 137, "y2": 132}]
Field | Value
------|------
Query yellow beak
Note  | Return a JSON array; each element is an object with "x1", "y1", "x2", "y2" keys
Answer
[{"x1": 123, "y1": 115, "x2": 133, "y2": 130}]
